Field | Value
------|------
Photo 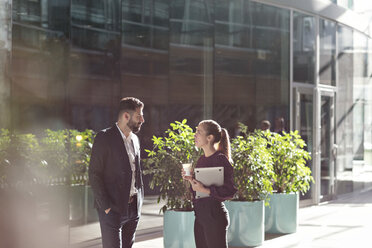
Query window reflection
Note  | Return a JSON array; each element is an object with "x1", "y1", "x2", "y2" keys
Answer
[
  {"x1": 122, "y1": 0, "x2": 169, "y2": 50},
  {"x1": 71, "y1": 0, "x2": 120, "y2": 51},
  {"x1": 170, "y1": 0, "x2": 213, "y2": 46},
  {"x1": 168, "y1": 0, "x2": 213, "y2": 125},
  {"x1": 336, "y1": 25, "x2": 354, "y2": 183},
  {"x1": 11, "y1": 0, "x2": 70, "y2": 133},
  {"x1": 13, "y1": 0, "x2": 42, "y2": 24},
  {"x1": 319, "y1": 19, "x2": 336, "y2": 86},
  {"x1": 293, "y1": 12, "x2": 315, "y2": 84},
  {"x1": 215, "y1": 0, "x2": 251, "y2": 48},
  {"x1": 299, "y1": 93, "x2": 314, "y2": 200},
  {"x1": 120, "y1": 0, "x2": 169, "y2": 108},
  {"x1": 214, "y1": 1, "x2": 290, "y2": 133},
  {"x1": 352, "y1": 31, "x2": 367, "y2": 161}
]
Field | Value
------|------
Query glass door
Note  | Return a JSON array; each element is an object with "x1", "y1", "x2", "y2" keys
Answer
[
  {"x1": 293, "y1": 87, "x2": 315, "y2": 205},
  {"x1": 319, "y1": 92, "x2": 336, "y2": 201}
]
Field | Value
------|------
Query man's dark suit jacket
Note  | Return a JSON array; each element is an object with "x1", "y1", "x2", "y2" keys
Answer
[{"x1": 89, "y1": 125, "x2": 144, "y2": 216}]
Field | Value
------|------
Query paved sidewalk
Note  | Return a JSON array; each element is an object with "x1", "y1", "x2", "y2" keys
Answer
[
  {"x1": 73, "y1": 188, "x2": 372, "y2": 248},
  {"x1": 70, "y1": 196, "x2": 164, "y2": 247}
]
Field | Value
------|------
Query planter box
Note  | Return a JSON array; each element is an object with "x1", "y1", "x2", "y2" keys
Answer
[
  {"x1": 69, "y1": 185, "x2": 98, "y2": 226},
  {"x1": 265, "y1": 193, "x2": 299, "y2": 234},
  {"x1": 164, "y1": 210, "x2": 196, "y2": 248},
  {"x1": 225, "y1": 200, "x2": 264, "y2": 247}
]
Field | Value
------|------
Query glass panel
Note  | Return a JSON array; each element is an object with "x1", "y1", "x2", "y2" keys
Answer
[
  {"x1": 352, "y1": 31, "x2": 367, "y2": 161},
  {"x1": 122, "y1": 0, "x2": 169, "y2": 50},
  {"x1": 13, "y1": 0, "x2": 42, "y2": 25},
  {"x1": 120, "y1": 0, "x2": 170, "y2": 141},
  {"x1": 299, "y1": 93, "x2": 314, "y2": 200},
  {"x1": 336, "y1": 25, "x2": 354, "y2": 194},
  {"x1": 366, "y1": 38, "x2": 372, "y2": 167},
  {"x1": 168, "y1": 0, "x2": 213, "y2": 125},
  {"x1": 293, "y1": 12, "x2": 315, "y2": 84},
  {"x1": 215, "y1": 0, "x2": 251, "y2": 48},
  {"x1": 11, "y1": 0, "x2": 70, "y2": 132},
  {"x1": 170, "y1": 0, "x2": 214, "y2": 46},
  {"x1": 13, "y1": 0, "x2": 70, "y2": 34},
  {"x1": 320, "y1": 95, "x2": 334, "y2": 198},
  {"x1": 71, "y1": 0, "x2": 120, "y2": 50},
  {"x1": 337, "y1": 0, "x2": 354, "y2": 10},
  {"x1": 214, "y1": 1, "x2": 290, "y2": 133},
  {"x1": 319, "y1": 19, "x2": 336, "y2": 86}
]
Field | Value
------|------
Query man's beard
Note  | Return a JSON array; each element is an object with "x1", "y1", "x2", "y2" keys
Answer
[{"x1": 127, "y1": 118, "x2": 142, "y2": 133}]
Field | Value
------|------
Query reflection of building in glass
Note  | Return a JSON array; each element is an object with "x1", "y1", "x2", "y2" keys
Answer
[
  {"x1": 1, "y1": 0, "x2": 372, "y2": 206},
  {"x1": 214, "y1": 1, "x2": 289, "y2": 131},
  {"x1": 293, "y1": 13, "x2": 316, "y2": 84}
]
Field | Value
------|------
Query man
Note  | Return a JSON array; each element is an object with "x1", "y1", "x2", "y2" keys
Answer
[
  {"x1": 274, "y1": 117, "x2": 285, "y2": 135},
  {"x1": 260, "y1": 120, "x2": 271, "y2": 131},
  {"x1": 89, "y1": 97, "x2": 145, "y2": 248}
]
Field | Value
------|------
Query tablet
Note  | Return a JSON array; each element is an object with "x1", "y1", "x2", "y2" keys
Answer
[{"x1": 194, "y1": 167, "x2": 224, "y2": 199}]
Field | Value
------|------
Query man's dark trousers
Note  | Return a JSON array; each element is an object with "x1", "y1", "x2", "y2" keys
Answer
[{"x1": 97, "y1": 196, "x2": 139, "y2": 248}]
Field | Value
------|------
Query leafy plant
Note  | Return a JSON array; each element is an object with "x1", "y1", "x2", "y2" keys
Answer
[
  {"x1": 67, "y1": 129, "x2": 94, "y2": 185},
  {"x1": 0, "y1": 129, "x2": 41, "y2": 185},
  {"x1": 231, "y1": 124, "x2": 274, "y2": 202},
  {"x1": 39, "y1": 129, "x2": 94, "y2": 185},
  {"x1": 267, "y1": 131, "x2": 314, "y2": 194},
  {"x1": 0, "y1": 128, "x2": 94, "y2": 186},
  {"x1": 143, "y1": 119, "x2": 201, "y2": 212},
  {"x1": 39, "y1": 129, "x2": 69, "y2": 178},
  {"x1": 0, "y1": 129, "x2": 11, "y2": 185}
]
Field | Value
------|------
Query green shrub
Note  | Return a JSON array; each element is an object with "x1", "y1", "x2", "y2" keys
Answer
[
  {"x1": 0, "y1": 129, "x2": 41, "y2": 185},
  {"x1": 0, "y1": 129, "x2": 11, "y2": 184},
  {"x1": 231, "y1": 124, "x2": 274, "y2": 202},
  {"x1": 143, "y1": 120, "x2": 201, "y2": 212},
  {"x1": 267, "y1": 131, "x2": 314, "y2": 194},
  {"x1": 0, "y1": 128, "x2": 94, "y2": 186}
]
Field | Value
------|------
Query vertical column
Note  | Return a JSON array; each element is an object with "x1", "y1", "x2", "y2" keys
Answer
[
  {"x1": 313, "y1": 15, "x2": 321, "y2": 205},
  {"x1": 289, "y1": 10, "x2": 294, "y2": 131},
  {"x1": 203, "y1": 37, "x2": 213, "y2": 119},
  {"x1": 0, "y1": 0, "x2": 11, "y2": 129}
]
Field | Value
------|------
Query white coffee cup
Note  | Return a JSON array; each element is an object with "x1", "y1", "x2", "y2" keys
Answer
[{"x1": 182, "y1": 163, "x2": 192, "y2": 176}]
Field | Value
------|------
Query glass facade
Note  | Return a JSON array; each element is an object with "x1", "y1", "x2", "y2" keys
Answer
[
  {"x1": 352, "y1": 31, "x2": 367, "y2": 161},
  {"x1": 335, "y1": 25, "x2": 371, "y2": 195},
  {"x1": 336, "y1": 25, "x2": 354, "y2": 193},
  {"x1": 169, "y1": 0, "x2": 212, "y2": 125},
  {"x1": 214, "y1": 1, "x2": 290, "y2": 133},
  {"x1": 9, "y1": 0, "x2": 290, "y2": 138}
]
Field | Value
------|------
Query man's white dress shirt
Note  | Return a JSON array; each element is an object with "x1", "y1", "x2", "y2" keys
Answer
[{"x1": 116, "y1": 123, "x2": 137, "y2": 197}]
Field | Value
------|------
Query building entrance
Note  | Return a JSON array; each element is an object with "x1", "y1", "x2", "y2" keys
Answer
[
  {"x1": 294, "y1": 86, "x2": 315, "y2": 205},
  {"x1": 319, "y1": 92, "x2": 336, "y2": 201},
  {"x1": 293, "y1": 86, "x2": 337, "y2": 205}
]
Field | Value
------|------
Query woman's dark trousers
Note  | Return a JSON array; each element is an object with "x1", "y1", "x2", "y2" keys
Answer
[{"x1": 194, "y1": 198, "x2": 229, "y2": 248}]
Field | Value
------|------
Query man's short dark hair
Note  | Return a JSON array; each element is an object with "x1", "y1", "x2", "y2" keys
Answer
[{"x1": 118, "y1": 97, "x2": 144, "y2": 117}]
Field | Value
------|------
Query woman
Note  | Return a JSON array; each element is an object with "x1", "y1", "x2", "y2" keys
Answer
[{"x1": 183, "y1": 120, "x2": 237, "y2": 248}]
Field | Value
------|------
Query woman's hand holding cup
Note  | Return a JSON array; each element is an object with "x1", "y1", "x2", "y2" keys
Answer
[{"x1": 182, "y1": 164, "x2": 193, "y2": 181}]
